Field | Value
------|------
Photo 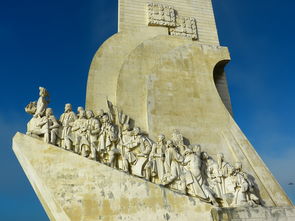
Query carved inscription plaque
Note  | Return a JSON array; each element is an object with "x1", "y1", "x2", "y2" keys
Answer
[
  {"x1": 170, "y1": 16, "x2": 198, "y2": 40},
  {"x1": 147, "y1": 2, "x2": 176, "y2": 27}
]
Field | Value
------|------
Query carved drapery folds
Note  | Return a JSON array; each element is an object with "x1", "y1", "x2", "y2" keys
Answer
[
  {"x1": 147, "y1": 2, "x2": 198, "y2": 40},
  {"x1": 25, "y1": 87, "x2": 261, "y2": 208}
]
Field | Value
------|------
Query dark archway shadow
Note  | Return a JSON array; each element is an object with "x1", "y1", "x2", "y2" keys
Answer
[{"x1": 213, "y1": 60, "x2": 233, "y2": 116}]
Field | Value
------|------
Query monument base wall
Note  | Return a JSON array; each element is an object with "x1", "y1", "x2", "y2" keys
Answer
[
  {"x1": 212, "y1": 207, "x2": 295, "y2": 221},
  {"x1": 13, "y1": 133, "x2": 214, "y2": 221},
  {"x1": 13, "y1": 133, "x2": 295, "y2": 221}
]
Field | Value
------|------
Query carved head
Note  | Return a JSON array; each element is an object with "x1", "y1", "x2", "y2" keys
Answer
[
  {"x1": 228, "y1": 166, "x2": 234, "y2": 176},
  {"x1": 171, "y1": 129, "x2": 183, "y2": 143},
  {"x1": 39, "y1": 87, "x2": 49, "y2": 97},
  {"x1": 217, "y1": 153, "x2": 224, "y2": 163},
  {"x1": 166, "y1": 140, "x2": 174, "y2": 149},
  {"x1": 97, "y1": 109, "x2": 104, "y2": 117},
  {"x1": 45, "y1": 108, "x2": 53, "y2": 116},
  {"x1": 201, "y1": 152, "x2": 209, "y2": 160},
  {"x1": 157, "y1": 134, "x2": 165, "y2": 142},
  {"x1": 86, "y1": 110, "x2": 94, "y2": 119},
  {"x1": 101, "y1": 114, "x2": 109, "y2": 123},
  {"x1": 192, "y1": 144, "x2": 201, "y2": 155},
  {"x1": 65, "y1": 103, "x2": 72, "y2": 112},
  {"x1": 234, "y1": 162, "x2": 242, "y2": 172},
  {"x1": 122, "y1": 123, "x2": 130, "y2": 131},
  {"x1": 77, "y1": 106, "x2": 84, "y2": 113},
  {"x1": 184, "y1": 148, "x2": 193, "y2": 156},
  {"x1": 132, "y1": 127, "x2": 140, "y2": 136},
  {"x1": 79, "y1": 110, "x2": 86, "y2": 119}
]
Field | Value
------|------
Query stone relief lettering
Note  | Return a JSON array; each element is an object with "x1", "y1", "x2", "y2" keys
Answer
[
  {"x1": 170, "y1": 16, "x2": 198, "y2": 40},
  {"x1": 147, "y1": 2, "x2": 176, "y2": 27},
  {"x1": 25, "y1": 87, "x2": 261, "y2": 208}
]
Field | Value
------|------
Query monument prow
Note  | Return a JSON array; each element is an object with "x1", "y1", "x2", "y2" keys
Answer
[
  {"x1": 13, "y1": 132, "x2": 215, "y2": 221},
  {"x1": 13, "y1": 0, "x2": 294, "y2": 220},
  {"x1": 13, "y1": 132, "x2": 295, "y2": 221}
]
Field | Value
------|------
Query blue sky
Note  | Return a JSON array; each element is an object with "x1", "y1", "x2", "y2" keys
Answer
[{"x1": 0, "y1": 0, "x2": 294, "y2": 220}]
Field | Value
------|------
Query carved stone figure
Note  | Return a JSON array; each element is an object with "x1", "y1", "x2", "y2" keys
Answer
[
  {"x1": 72, "y1": 110, "x2": 90, "y2": 156},
  {"x1": 231, "y1": 162, "x2": 260, "y2": 207},
  {"x1": 98, "y1": 114, "x2": 115, "y2": 152},
  {"x1": 76, "y1": 106, "x2": 85, "y2": 118},
  {"x1": 148, "y1": 134, "x2": 166, "y2": 183},
  {"x1": 26, "y1": 88, "x2": 51, "y2": 140},
  {"x1": 28, "y1": 108, "x2": 59, "y2": 145},
  {"x1": 59, "y1": 103, "x2": 77, "y2": 150},
  {"x1": 121, "y1": 128, "x2": 138, "y2": 173},
  {"x1": 162, "y1": 140, "x2": 185, "y2": 193},
  {"x1": 121, "y1": 127, "x2": 151, "y2": 176},
  {"x1": 96, "y1": 109, "x2": 105, "y2": 122},
  {"x1": 117, "y1": 123, "x2": 131, "y2": 169},
  {"x1": 34, "y1": 87, "x2": 50, "y2": 118},
  {"x1": 131, "y1": 128, "x2": 152, "y2": 178},
  {"x1": 23, "y1": 88, "x2": 264, "y2": 208},
  {"x1": 86, "y1": 110, "x2": 100, "y2": 161},
  {"x1": 201, "y1": 152, "x2": 222, "y2": 197},
  {"x1": 171, "y1": 129, "x2": 187, "y2": 155},
  {"x1": 216, "y1": 153, "x2": 233, "y2": 196},
  {"x1": 27, "y1": 116, "x2": 41, "y2": 139},
  {"x1": 98, "y1": 114, "x2": 118, "y2": 165},
  {"x1": 43, "y1": 108, "x2": 60, "y2": 145},
  {"x1": 183, "y1": 147, "x2": 219, "y2": 206},
  {"x1": 134, "y1": 128, "x2": 152, "y2": 157}
]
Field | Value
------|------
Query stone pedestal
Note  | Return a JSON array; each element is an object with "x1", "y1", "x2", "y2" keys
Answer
[
  {"x1": 13, "y1": 133, "x2": 214, "y2": 221},
  {"x1": 211, "y1": 207, "x2": 295, "y2": 221},
  {"x1": 12, "y1": 133, "x2": 295, "y2": 221}
]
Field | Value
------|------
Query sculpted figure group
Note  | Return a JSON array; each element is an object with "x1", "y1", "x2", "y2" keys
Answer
[{"x1": 25, "y1": 87, "x2": 261, "y2": 208}]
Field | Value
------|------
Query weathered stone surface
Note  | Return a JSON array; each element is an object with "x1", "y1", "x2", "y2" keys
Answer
[
  {"x1": 115, "y1": 36, "x2": 229, "y2": 138},
  {"x1": 13, "y1": 132, "x2": 217, "y2": 221},
  {"x1": 86, "y1": 33, "x2": 293, "y2": 208},
  {"x1": 86, "y1": 27, "x2": 167, "y2": 112},
  {"x1": 211, "y1": 206, "x2": 295, "y2": 221},
  {"x1": 118, "y1": 0, "x2": 220, "y2": 45},
  {"x1": 13, "y1": 133, "x2": 295, "y2": 221},
  {"x1": 14, "y1": 0, "x2": 294, "y2": 220}
]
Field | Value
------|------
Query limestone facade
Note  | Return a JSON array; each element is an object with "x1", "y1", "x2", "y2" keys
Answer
[
  {"x1": 13, "y1": 133, "x2": 214, "y2": 221},
  {"x1": 86, "y1": 32, "x2": 292, "y2": 208},
  {"x1": 118, "y1": 0, "x2": 219, "y2": 45},
  {"x1": 12, "y1": 0, "x2": 295, "y2": 220},
  {"x1": 24, "y1": 86, "x2": 266, "y2": 208},
  {"x1": 13, "y1": 133, "x2": 295, "y2": 221}
]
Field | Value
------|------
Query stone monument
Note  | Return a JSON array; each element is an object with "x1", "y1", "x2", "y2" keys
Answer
[{"x1": 13, "y1": 0, "x2": 295, "y2": 220}]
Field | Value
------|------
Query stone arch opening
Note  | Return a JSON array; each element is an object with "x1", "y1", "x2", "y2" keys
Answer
[{"x1": 213, "y1": 60, "x2": 233, "y2": 116}]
